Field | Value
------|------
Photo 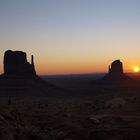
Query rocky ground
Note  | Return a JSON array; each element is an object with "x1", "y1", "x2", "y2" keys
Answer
[{"x1": 0, "y1": 85, "x2": 140, "y2": 140}]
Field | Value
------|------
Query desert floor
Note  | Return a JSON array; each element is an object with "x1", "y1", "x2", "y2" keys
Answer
[{"x1": 0, "y1": 77, "x2": 140, "y2": 140}]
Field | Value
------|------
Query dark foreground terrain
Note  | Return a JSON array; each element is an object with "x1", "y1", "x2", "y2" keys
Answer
[{"x1": 0, "y1": 75, "x2": 140, "y2": 140}]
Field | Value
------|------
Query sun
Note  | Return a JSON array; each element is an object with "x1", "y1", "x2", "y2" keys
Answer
[{"x1": 133, "y1": 67, "x2": 140, "y2": 73}]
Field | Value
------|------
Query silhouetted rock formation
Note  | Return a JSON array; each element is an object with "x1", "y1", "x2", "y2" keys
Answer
[
  {"x1": 102, "y1": 60, "x2": 133, "y2": 84},
  {"x1": 4, "y1": 50, "x2": 36, "y2": 75},
  {"x1": 0, "y1": 50, "x2": 56, "y2": 95},
  {"x1": 108, "y1": 60, "x2": 123, "y2": 76}
]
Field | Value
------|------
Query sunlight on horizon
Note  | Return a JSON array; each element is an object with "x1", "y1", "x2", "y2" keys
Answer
[{"x1": 133, "y1": 66, "x2": 140, "y2": 73}]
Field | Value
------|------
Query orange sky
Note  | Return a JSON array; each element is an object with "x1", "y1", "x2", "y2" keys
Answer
[
  {"x1": 0, "y1": 50, "x2": 138, "y2": 75},
  {"x1": 1, "y1": 0, "x2": 140, "y2": 75}
]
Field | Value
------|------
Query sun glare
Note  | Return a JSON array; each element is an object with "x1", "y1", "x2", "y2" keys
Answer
[{"x1": 133, "y1": 67, "x2": 140, "y2": 73}]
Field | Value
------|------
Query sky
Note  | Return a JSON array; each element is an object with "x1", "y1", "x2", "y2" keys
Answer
[{"x1": 1, "y1": 0, "x2": 140, "y2": 75}]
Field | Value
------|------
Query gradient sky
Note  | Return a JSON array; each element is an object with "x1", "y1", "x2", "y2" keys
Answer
[{"x1": 1, "y1": 0, "x2": 140, "y2": 75}]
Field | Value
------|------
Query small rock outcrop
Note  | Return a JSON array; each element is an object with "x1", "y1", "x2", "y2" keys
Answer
[
  {"x1": 108, "y1": 60, "x2": 123, "y2": 76},
  {"x1": 4, "y1": 50, "x2": 36, "y2": 75},
  {"x1": 102, "y1": 60, "x2": 132, "y2": 84}
]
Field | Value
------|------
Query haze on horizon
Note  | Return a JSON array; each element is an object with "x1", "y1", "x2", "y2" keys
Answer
[{"x1": 1, "y1": 0, "x2": 140, "y2": 75}]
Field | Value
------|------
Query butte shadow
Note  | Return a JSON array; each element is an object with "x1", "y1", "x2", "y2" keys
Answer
[{"x1": 0, "y1": 50, "x2": 56, "y2": 96}]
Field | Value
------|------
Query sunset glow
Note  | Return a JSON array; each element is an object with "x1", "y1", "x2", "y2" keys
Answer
[
  {"x1": 133, "y1": 67, "x2": 140, "y2": 73},
  {"x1": 1, "y1": 0, "x2": 140, "y2": 75}
]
